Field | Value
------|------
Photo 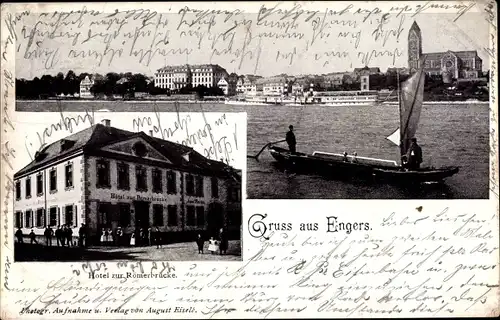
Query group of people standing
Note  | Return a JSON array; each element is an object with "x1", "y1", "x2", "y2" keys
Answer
[
  {"x1": 54, "y1": 225, "x2": 74, "y2": 247},
  {"x1": 99, "y1": 226, "x2": 163, "y2": 248},
  {"x1": 15, "y1": 223, "x2": 89, "y2": 247},
  {"x1": 196, "y1": 228, "x2": 229, "y2": 255}
]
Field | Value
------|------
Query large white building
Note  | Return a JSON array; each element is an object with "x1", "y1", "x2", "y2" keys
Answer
[
  {"x1": 191, "y1": 64, "x2": 227, "y2": 88},
  {"x1": 154, "y1": 65, "x2": 192, "y2": 90},
  {"x1": 14, "y1": 120, "x2": 242, "y2": 245},
  {"x1": 154, "y1": 64, "x2": 228, "y2": 90},
  {"x1": 236, "y1": 75, "x2": 261, "y2": 96},
  {"x1": 257, "y1": 76, "x2": 290, "y2": 96}
]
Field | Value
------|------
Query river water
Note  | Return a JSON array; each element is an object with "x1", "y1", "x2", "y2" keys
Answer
[{"x1": 17, "y1": 100, "x2": 490, "y2": 199}]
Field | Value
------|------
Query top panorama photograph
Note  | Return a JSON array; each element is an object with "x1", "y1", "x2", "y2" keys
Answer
[{"x1": 13, "y1": 4, "x2": 493, "y2": 199}]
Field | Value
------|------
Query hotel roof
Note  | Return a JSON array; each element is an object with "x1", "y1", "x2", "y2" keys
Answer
[{"x1": 14, "y1": 123, "x2": 240, "y2": 180}]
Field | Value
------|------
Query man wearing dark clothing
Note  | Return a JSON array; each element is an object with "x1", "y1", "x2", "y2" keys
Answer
[
  {"x1": 29, "y1": 229, "x2": 38, "y2": 244},
  {"x1": 406, "y1": 138, "x2": 423, "y2": 170},
  {"x1": 196, "y1": 234, "x2": 204, "y2": 254},
  {"x1": 15, "y1": 228, "x2": 23, "y2": 243},
  {"x1": 55, "y1": 226, "x2": 63, "y2": 246},
  {"x1": 44, "y1": 227, "x2": 54, "y2": 246},
  {"x1": 66, "y1": 225, "x2": 73, "y2": 247},
  {"x1": 286, "y1": 125, "x2": 296, "y2": 153},
  {"x1": 78, "y1": 224, "x2": 85, "y2": 247},
  {"x1": 219, "y1": 228, "x2": 228, "y2": 255}
]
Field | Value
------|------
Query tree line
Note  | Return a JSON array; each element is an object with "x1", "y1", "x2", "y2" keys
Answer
[{"x1": 16, "y1": 71, "x2": 225, "y2": 99}]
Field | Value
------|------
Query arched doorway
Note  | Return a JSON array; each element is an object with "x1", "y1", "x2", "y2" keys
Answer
[{"x1": 207, "y1": 202, "x2": 224, "y2": 238}]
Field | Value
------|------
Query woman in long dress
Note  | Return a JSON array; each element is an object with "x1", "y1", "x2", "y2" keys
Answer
[
  {"x1": 130, "y1": 232, "x2": 136, "y2": 246},
  {"x1": 104, "y1": 229, "x2": 110, "y2": 244},
  {"x1": 107, "y1": 228, "x2": 113, "y2": 245},
  {"x1": 99, "y1": 229, "x2": 105, "y2": 244}
]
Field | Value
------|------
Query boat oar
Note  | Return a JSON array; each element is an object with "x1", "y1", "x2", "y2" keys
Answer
[{"x1": 248, "y1": 139, "x2": 286, "y2": 160}]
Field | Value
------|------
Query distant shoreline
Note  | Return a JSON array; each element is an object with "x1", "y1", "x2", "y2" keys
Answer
[{"x1": 16, "y1": 99, "x2": 490, "y2": 105}]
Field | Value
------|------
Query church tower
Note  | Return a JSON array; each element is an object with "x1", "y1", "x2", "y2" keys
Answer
[{"x1": 408, "y1": 21, "x2": 423, "y2": 73}]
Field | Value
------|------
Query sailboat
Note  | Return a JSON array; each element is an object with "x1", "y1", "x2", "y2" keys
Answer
[{"x1": 266, "y1": 63, "x2": 459, "y2": 184}]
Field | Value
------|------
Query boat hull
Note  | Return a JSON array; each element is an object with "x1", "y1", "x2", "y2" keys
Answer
[{"x1": 269, "y1": 146, "x2": 459, "y2": 184}]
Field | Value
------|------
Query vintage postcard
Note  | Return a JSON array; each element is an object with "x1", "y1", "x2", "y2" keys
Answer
[{"x1": 1, "y1": 1, "x2": 498, "y2": 319}]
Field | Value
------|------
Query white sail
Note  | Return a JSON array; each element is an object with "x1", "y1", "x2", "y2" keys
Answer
[{"x1": 386, "y1": 128, "x2": 400, "y2": 146}]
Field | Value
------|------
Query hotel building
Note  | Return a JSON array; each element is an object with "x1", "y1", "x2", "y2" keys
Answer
[
  {"x1": 13, "y1": 120, "x2": 242, "y2": 244},
  {"x1": 154, "y1": 64, "x2": 228, "y2": 90}
]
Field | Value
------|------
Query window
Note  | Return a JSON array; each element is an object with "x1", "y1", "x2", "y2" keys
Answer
[
  {"x1": 167, "y1": 171, "x2": 177, "y2": 194},
  {"x1": 65, "y1": 162, "x2": 73, "y2": 188},
  {"x1": 36, "y1": 208, "x2": 44, "y2": 227},
  {"x1": 211, "y1": 177, "x2": 219, "y2": 198},
  {"x1": 117, "y1": 163, "x2": 130, "y2": 190},
  {"x1": 153, "y1": 204, "x2": 164, "y2": 226},
  {"x1": 96, "y1": 159, "x2": 110, "y2": 188},
  {"x1": 25, "y1": 177, "x2": 31, "y2": 198},
  {"x1": 49, "y1": 168, "x2": 57, "y2": 192},
  {"x1": 49, "y1": 207, "x2": 57, "y2": 227},
  {"x1": 196, "y1": 206, "x2": 205, "y2": 226},
  {"x1": 167, "y1": 205, "x2": 177, "y2": 226},
  {"x1": 36, "y1": 173, "x2": 43, "y2": 196},
  {"x1": 186, "y1": 205, "x2": 195, "y2": 226},
  {"x1": 98, "y1": 203, "x2": 111, "y2": 228},
  {"x1": 152, "y1": 169, "x2": 163, "y2": 193},
  {"x1": 196, "y1": 176, "x2": 204, "y2": 197},
  {"x1": 119, "y1": 203, "x2": 131, "y2": 227},
  {"x1": 15, "y1": 211, "x2": 22, "y2": 228},
  {"x1": 227, "y1": 208, "x2": 242, "y2": 227},
  {"x1": 186, "y1": 174, "x2": 194, "y2": 195},
  {"x1": 15, "y1": 181, "x2": 21, "y2": 200},
  {"x1": 25, "y1": 210, "x2": 32, "y2": 228},
  {"x1": 65, "y1": 205, "x2": 74, "y2": 227},
  {"x1": 228, "y1": 185, "x2": 240, "y2": 202},
  {"x1": 136, "y1": 166, "x2": 147, "y2": 191}
]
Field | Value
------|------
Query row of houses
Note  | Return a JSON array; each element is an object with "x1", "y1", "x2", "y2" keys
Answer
[
  {"x1": 150, "y1": 64, "x2": 407, "y2": 97},
  {"x1": 79, "y1": 65, "x2": 407, "y2": 98}
]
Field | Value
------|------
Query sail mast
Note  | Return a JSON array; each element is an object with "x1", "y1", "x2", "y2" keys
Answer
[{"x1": 397, "y1": 70, "x2": 403, "y2": 159}]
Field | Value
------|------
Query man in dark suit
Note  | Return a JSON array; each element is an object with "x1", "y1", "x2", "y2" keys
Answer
[
  {"x1": 406, "y1": 138, "x2": 423, "y2": 170},
  {"x1": 286, "y1": 125, "x2": 296, "y2": 153}
]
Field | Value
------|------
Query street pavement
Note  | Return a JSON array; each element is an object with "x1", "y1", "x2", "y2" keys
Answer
[{"x1": 15, "y1": 240, "x2": 241, "y2": 261}]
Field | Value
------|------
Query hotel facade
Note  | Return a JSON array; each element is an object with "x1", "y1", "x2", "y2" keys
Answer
[
  {"x1": 13, "y1": 120, "x2": 242, "y2": 245},
  {"x1": 154, "y1": 64, "x2": 228, "y2": 90}
]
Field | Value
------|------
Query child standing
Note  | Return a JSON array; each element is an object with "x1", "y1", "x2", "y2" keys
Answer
[{"x1": 208, "y1": 237, "x2": 219, "y2": 255}]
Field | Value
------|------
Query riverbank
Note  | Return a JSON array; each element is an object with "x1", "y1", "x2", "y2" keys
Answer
[{"x1": 16, "y1": 99, "x2": 490, "y2": 106}]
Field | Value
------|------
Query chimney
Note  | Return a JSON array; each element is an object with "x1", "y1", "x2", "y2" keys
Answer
[
  {"x1": 149, "y1": 130, "x2": 154, "y2": 137},
  {"x1": 101, "y1": 119, "x2": 111, "y2": 127}
]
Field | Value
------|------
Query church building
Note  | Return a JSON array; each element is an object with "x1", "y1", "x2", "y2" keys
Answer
[
  {"x1": 13, "y1": 120, "x2": 241, "y2": 245},
  {"x1": 408, "y1": 21, "x2": 483, "y2": 83}
]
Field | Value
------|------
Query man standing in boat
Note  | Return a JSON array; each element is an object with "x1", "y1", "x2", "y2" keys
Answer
[
  {"x1": 406, "y1": 137, "x2": 423, "y2": 170},
  {"x1": 286, "y1": 125, "x2": 296, "y2": 153}
]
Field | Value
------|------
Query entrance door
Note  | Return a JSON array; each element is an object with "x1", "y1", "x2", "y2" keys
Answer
[
  {"x1": 207, "y1": 202, "x2": 224, "y2": 238},
  {"x1": 134, "y1": 201, "x2": 150, "y2": 245}
]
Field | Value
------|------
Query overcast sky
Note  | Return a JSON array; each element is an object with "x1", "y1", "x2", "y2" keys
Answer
[{"x1": 14, "y1": 3, "x2": 492, "y2": 79}]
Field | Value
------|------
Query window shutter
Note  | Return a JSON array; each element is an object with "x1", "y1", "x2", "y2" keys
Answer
[
  {"x1": 20, "y1": 213, "x2": 23, "y2": 228},
  {"x1": 74, "y1": 205, "x2": 77, "y2": 227},
  {"x1": 42, "y1": 209, "x2": 46, "y2": 227},
  {"x1": 58, "y1": 207, "x2": 61, "y2": 226}
]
